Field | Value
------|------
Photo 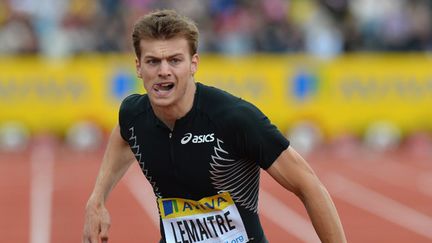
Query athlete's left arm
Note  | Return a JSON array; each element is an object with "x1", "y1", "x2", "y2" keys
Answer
[{"x1": 266, "y1": 146, "x2": 347, "y2": 243}]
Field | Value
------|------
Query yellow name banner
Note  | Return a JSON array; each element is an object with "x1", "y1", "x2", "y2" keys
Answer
[
  {"x1": 158, "y1": 192, "x2": 234, "y2": 219},
  {"x1": 157, "y1": 192, "x2": 249, "y2": 243}
]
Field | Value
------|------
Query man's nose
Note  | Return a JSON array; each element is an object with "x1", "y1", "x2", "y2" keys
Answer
[{"x1": 158, "y1": 60, "x2": 171, "y2": 78}]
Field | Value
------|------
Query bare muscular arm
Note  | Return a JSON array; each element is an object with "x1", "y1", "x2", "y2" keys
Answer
[
  {"x1": 266, "y1": 147, "x2": 347, "y2": 243},
  {"x1": 82, "y1": 125, "x2": 136, "y2": 243}
]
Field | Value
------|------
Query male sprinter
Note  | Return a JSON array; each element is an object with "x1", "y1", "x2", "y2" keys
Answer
[{"x1": 83, "y1": 9, "x2": 347, "y2": 243}]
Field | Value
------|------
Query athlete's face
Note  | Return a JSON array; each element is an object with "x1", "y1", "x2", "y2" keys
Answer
[{"x1": 136, "y1": 37, "x2": 198, "y2": 108}]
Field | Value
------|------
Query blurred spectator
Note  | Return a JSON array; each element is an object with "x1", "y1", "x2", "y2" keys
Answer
[
  {"x1": 59, "y1": 0, "x2": 98, "y2": 55},
  {"x1": 1, "y1": 0, "x2": 432, "y2": 56},
  {"x1": 0, "y1": 1, "x2": 38, "y2": 54}
]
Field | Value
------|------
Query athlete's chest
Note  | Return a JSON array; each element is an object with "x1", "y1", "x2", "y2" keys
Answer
[
  {"x1": 153, "y1": 126, "x2": 219, "y2": 181},
  {"x1": 126, "y1": 116, "x2": 233, "y2": 198}
]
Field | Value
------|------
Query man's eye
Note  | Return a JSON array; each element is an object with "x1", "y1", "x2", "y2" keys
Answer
[
  {"x1": 169, "y1": 58, "x2": 181, "y2": 64},
  {"x1": 146, "y1": 59, "x2": 160, "y2": 65}
]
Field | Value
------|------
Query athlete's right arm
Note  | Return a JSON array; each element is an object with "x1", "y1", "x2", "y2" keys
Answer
[{"x1": 82, "y1": 125, "x2": 136, "y2": 243}]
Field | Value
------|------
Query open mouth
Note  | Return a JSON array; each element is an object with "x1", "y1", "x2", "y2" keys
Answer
[{"x1": 154, "y1": 82, "x2": 174, "y2": 91}]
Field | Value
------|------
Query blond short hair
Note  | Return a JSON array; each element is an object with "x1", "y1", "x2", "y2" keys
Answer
[{"x1": 132, "y1": 9, "x2": 199, "y2": 59}]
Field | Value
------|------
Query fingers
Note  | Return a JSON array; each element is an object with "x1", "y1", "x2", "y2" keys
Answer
[
  {"x1": 100, "y1": 221, "x2": 110, "y2": 243},
  {"x1": 82, "y1": 226, "x2": 99, "y2": 243},
  {"x1": 100, "y1": 207, "x2": 111, "y2": 242},
  {"x1": 83, "y1": 231, "x2": 107, "y2": 243},
  {"x1": 83, "y1": 203, "x2": 111, "y2": 243},
  {"x1": 82, "y1": 232, "x2": 98, "y2": 243},
  {"x1": 91, "y1": 236, "x2": 98, "y2": 243},
  {"x1": 82, "y1": 216, "x2": 101, "y2": 243}
]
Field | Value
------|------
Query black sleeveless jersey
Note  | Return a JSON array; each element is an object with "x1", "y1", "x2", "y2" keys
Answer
[{"x1": 119, "y1": 82, "x2": 290, "y2": 243}]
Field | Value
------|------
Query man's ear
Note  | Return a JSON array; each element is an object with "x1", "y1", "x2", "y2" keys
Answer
[
  {"x1": 135, "y1": 57, "x2": 142, "y2": 78},
  {"x1": 191, "y1": 53, "x2": 199, "y2": 74}
]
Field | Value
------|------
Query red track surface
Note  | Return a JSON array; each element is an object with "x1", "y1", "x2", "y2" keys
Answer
[{"x1": 1, "y1": 139, "x2": 431, "y2": 243}]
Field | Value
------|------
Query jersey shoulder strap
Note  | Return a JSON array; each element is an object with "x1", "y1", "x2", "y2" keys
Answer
[
  {"x1": 118, "y1": 94, "x2": 149, "y2": 141},
  {"x1": 197, "y1": 83, "x2": 289, "y2": 169}
]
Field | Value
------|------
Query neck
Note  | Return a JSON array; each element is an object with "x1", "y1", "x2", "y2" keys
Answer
[{"x1": 152, "y1": 81, "x2": 196, "y2": 130}]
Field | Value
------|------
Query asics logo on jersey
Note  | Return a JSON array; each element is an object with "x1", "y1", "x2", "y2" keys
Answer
[{"x1": 181, "y1": 133, "x2": 215, "y2": 144}]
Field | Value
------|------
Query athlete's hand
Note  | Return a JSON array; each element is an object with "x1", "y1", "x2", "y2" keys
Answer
[{"x1": 83, "y1": 202, "x2": 111, "y2": 243}]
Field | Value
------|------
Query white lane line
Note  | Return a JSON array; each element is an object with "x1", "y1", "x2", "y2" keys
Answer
[
  {"x1": 326, "y1": 173, "x2": 432, "y2": 239},
  {"x1": 344, "y1": 157, "x2": 432, "y2": 198},
  {"x1": 123, "y1": 165, "x2": 159, "y2": 226},
  {"x1": 30, "y1": 144, "x2": 54, "y2": 243},
  {"x1": 417, "y1": 172, "x2": 432, "y2": 197},
  {"x1": 259, "y1": 190, "x2": 320, "y2": 243}
]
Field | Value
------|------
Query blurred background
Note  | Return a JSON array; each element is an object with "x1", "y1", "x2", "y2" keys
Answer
[{"x1": 1, "y1": 0, "x2": 432, "y2": 242}]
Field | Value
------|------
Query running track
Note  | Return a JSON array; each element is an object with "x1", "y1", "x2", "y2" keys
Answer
[{"x1": 1, "y1": 137, "x2": 431, "y2": 243}]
